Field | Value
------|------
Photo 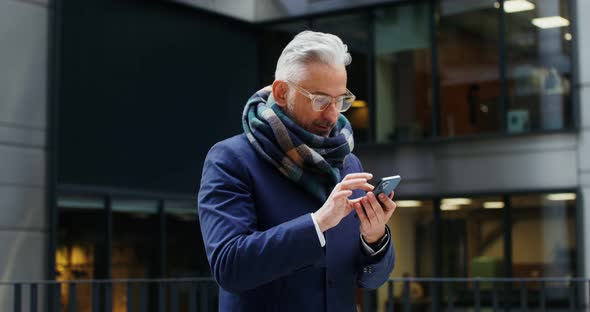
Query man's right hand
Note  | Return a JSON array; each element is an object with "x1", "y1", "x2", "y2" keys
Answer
[{"x1": 314, "y1": 173, "x2": 374, "y2": 232}]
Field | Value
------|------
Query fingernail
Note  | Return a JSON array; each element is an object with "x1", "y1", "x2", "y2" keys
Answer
[{"x1": 379, "y1": 193, "x2": 386, "y2": 198}]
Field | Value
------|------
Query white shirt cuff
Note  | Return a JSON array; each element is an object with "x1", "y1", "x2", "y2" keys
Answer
[
  {"x1": 310, "y1": 213, "x2": 326, "y2": 247},
  {"x1": 360, "y1": 228, "x2": 390, "y2": 256}
]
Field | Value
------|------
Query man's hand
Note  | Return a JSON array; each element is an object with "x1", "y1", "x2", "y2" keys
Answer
[
  {"x1": 353, "y1": 191, "x2": 397, "y2": 244},
  {"x1": 314, "y1": 173, "x2": 374, "y2": 232}
]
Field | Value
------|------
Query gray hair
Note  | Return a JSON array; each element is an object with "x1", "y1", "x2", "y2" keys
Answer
[{"x1": 275, "y1": 30, "x2": 352, "y2": 83}]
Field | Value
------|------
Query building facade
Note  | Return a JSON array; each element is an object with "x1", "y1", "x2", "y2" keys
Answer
[{"x1": 0, "y1": 0, "x2": 589, "y2": 311}]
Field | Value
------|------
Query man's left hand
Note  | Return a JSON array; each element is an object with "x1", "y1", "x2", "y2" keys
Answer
[{"x1": 353, "y1": 191, "x2": 396, "y2": 244}]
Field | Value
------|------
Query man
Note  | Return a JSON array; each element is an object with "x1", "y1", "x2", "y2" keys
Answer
[{"x1": 198, "y1": 30, "x2": 396, "y2": 312}]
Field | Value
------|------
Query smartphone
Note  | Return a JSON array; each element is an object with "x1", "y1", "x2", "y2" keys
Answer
[{"x1": 373, "y1": 175, "x2": 401, "y2": 198}]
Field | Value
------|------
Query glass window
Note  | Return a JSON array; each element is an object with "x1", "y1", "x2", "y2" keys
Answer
[
  {"x1": 374, "y1": 3, "x2": 433, "y2": 143},
  {"x1": 165, "y1": 200, "x2": 213, "y2": 311},
  {"x1": 111, "y1": 199, "x2": 160, "y2": 311},
  {"x1": 165, "y1": 200, "x2": 209, "y2": 277},
  {"x1": 376, "y1": 200, "x2": 434, "y2": 312},
  {"x1": 440, "y1": 196, "x2": 505, "y2": 277},
  {"x1": 510, "y1": 193, "x2": 577, "y2": 298},
  {"x1": 56, "y1": 195, "x2": 105, "y2": 311},
  {"x1": 312, "y1": 13, "x2": 371, "y2": 143},
  {"x1": 505, "y1": 0, "x2": 573, "y2": 132},
  {"x1": 437, "y1": 0, "x2": 502, "y2": 137}
]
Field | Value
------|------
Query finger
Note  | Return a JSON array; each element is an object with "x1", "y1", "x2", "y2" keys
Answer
[
  {"x1": 378, "y1": 194, "x2": 397, "y2": 217},
  {"x1": 349, "y1": 197, "x2": 364, "y2": 204},
  {"x1": 389, "y1": 190, "x2": 395, "y2": 199},
  {"x1": 339, "y1": 179, "x2": 374, "y2": 192},
  {"x1": 343, "y1": 172, "x2": 373, "y2": 181},
  {"x1": 332, "y1": 178, "x2": 365, "y2": 193},
  {"x1": 366, "y1": 192, "x2": 385, "y2": 224},
  {"x1": 354, "y1": 202, "x2": 370, "y2": 225},
  {"x1": 332, "y1": 190, "x2": 353, "y2": 201},
  {"x1": 361, "y1": 197, "x2": 376, "y2": 226}
]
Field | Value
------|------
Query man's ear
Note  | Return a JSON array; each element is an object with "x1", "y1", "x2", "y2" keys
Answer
[{"x1": 272, "y1": 80, "x2": 289, "y2": 108}]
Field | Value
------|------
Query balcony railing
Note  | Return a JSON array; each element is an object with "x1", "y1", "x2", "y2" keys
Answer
[{"x1": 1, "y1": 277, "x2": 588, "y2": 312}]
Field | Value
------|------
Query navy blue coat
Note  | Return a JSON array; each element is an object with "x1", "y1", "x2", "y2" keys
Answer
[{"x1": 198, "y1": 134, "x2": 395, "y2": 312}]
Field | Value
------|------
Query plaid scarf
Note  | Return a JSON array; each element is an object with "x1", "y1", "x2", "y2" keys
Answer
[{"x1": 242, "y1": 87, "x2": 354, "y2": 202}]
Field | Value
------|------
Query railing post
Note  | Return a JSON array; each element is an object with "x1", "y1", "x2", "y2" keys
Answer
[
  {"x1": 539, "y1": 280, "x2": 546, "y2": 312},
  {"x1": 14, "y1": 283, "x2": 22, "y2": 312},
  {"x1": 189, "y1": 283, "x2": 197, "y2": 312},
  {"x1": 569, "y1": 280, "x2": 576, "y2": 312},
  {"x1": 54, "y1": 282, "x2": 61, "y2": 312},
  {"x1": 474, "y1": 279, "x2": 480, "y2": 312},
  {"x1": 127, "y1": 282, "x2": 134, "y2": 312},
  {"x1": 139, "y1": 283, "x2": 148, "y2": 312},
  {"x1": 520, "y1": 281, "x2": 527, "y2": 311},
  {"x1": 492, "y1": 283, "x2": 499, "y2": 311},
  {"x1": 104, "y1": 282, "x2": 112, "y2": 312},
  {"x1": 430, "y1": 280, "x2": 439, "y2": 312},
  {"x1": 446, "y1": 281, "x2": 453, "y2": 311},
  {"x1": 402, "y1": 279, "x2": 410, "y2": 312},
  {"x1": 158, "y1": 282, "x2": 165, "y2": 312},
  {"x1": 386, "y1": 280, "x2": 394, "y2": 312},
  {"x1": 200, "y1": 283, "x2": 209, "y2": 312},
  {"x1": 68, "y1": 283, "x2": 76, "y2": 312},
  {"x1": 170, "y1": 282, "x2": 179, "y2": 312},
  {"x1": 92, "y1": 283, "x2": 99, "y2": 312},
  {"x1": 29, "y1": 284, "x2": 37, "y2": 312}
]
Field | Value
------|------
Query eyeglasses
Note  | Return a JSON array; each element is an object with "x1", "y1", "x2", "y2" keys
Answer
[{"x1": 285, "y1": 81, "x2": 356, "y2": 112}]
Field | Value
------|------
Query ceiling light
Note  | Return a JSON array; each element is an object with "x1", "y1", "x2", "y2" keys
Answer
[
  {"x1": 547, "y1": 193, "x2": 576, "y2": 201},
  {"x1": 494, "y1": 2, "x2": 501, "y2": 9},
  {"x1": 504, "y1": 0, "x2": 535, "y2": 13},
  {"x1": 441, "y1": 204, "x2": 460, "y2": 211},
  {"x1": 484, "y1": 201, "x2": 505, "y2": 209},
  {"x1": 564, "y1": 33, "x2": 572, "y2": 40},
  {"x1": 396, "y1": 200, "x2": 422, "y2": 208},
  {"x1": 532, "y1": 16, "x2": 570, "y2": 29},
  {"x1": 442, "y1": 198, "x2": 472, "y2": 205}
]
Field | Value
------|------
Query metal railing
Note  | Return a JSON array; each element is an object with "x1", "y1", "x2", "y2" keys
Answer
[
  {"x1": 1, "y1": 277, "x2": 217, "y2": 312},
  {"x1": 374, "y1": 277, "x2": 588, "y2": 312},
  {"x1": 2, "y1": 277, "x2": 588, "y2": 312}
]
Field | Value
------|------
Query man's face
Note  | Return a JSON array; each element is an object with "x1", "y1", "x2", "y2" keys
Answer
[{"x1": 284, "y1": 62, "x2": 348, "y2": 137}]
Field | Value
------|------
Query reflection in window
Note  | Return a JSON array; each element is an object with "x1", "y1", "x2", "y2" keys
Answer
[
  {"x1": 437, "y1": 0, "x2": 502, "y2": 137},
  {"x1": 505, "y1": 0, "x2": 572, "y2": 132},
  {"x1": 377, "y1": 200, "x2": 434, "y2": 311},
  {"x1": 57, "y1": 196, "x2": 105, "y2": 311},
  {"x1": 312, "y1": 13, "x2": 371, "y2": 143},
  {"x1": 374, "y1": 3, "x2": 433, "y2": 143},
  {"x1": 440, "y1": 197, "x2": 505, "y2": 279}
]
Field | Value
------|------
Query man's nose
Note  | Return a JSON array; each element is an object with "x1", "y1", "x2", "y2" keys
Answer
[{"x1": 322, "y1": 100, "x2": 340, "y2": 122}]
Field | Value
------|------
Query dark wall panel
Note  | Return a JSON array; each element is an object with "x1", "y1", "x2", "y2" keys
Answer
[{"x1": 58, "y1": 0, "x2": 259, "y2": 193}]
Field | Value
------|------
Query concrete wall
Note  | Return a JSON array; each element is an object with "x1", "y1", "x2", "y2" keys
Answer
[
  {"x1": 0, "y1": 0, "x2": 48, "y2": 309},
  {"x1": 578, "y1": 0, "x2": 590, "y2": 279},
  {"x1": 173, "y1": 0, "x2": 402, "y2": 22},
  {"x1": 357, "y1": 132, "x2": 579, "y2": 197}
]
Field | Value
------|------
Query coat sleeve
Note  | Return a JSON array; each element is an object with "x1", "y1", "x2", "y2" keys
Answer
[
  {"x1": 357, "y1": 227, "x2": 395, "y2": 289},
  {"x1": 347, "y1": 154, "x2": 396, "y2": 289},
  {"x1": 197, "y1": 141, "x2": 324, "y2": 293}
]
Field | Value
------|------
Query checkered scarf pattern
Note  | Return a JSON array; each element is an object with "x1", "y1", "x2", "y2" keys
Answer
[{"x1": 242, "y1": 87, "x2": 354, "y2": 201}]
